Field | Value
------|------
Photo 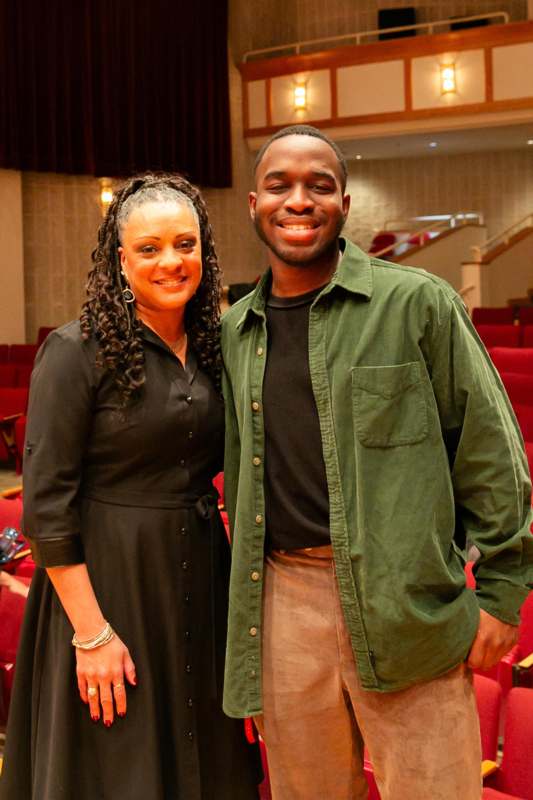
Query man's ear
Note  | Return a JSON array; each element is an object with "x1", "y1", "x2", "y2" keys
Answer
[
  {"x1": 249, "y1": 192, "x2": 257, "y2": 222},
  {"x1": 342, "y1": 193, "x2": 351, "y2": 220}
]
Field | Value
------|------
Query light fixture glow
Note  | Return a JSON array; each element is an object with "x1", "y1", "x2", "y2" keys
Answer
[
  {"x1": 429, "y1": 141, "x2": 438, "y2": 148},
  {"x1": 440, "y1": 63, "x2": 456, "y2": 95},
  {"x1": 99, "y1": 178, "x2": 113, "y2": 216},
  {"x1": 293, "y1": 84, "x2": 307, "y2": 110},
  {"x1": 355, "y1": 154, "x2": 362, "y2": 160},
  {"x1": 528, "y1": 139, "x2": 533, "y2": 146}
]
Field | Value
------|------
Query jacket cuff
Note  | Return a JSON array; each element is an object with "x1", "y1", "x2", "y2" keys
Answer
[
  {"x1": 28, "y1": 535, "x2": 85, "y2": 567},
  {"x1": 476, "y1": 580, "x2": 529, "y2": 627}
]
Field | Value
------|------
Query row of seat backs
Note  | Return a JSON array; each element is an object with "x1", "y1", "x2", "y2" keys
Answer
[
  {"x1": 473, "y1": 307, "x2": 533, "y2": 325},
  {"x1": 0, "y1": 364, "x2": 33, "y2": 388},
  {"x1": 476, "y1": 324, "x2": 533, "y2": 348}
]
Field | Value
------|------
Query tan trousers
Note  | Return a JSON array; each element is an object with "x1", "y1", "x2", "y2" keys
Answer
[{"x1": 254, "y1": 546, "x2": 482, "y2": 800}]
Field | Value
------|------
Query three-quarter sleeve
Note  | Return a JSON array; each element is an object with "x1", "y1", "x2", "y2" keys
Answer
[{"x1": 22, "y1": 326, "x2": 96, "y2": 567}]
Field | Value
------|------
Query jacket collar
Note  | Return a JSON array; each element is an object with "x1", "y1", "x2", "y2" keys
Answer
[{"x1": 235, "y1": 237, "x2": 373, "y2": 331}]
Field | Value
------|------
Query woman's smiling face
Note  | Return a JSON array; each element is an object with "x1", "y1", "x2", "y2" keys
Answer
[{"x1": 118, "y1": 200, "x2": 202, "y2": 316}]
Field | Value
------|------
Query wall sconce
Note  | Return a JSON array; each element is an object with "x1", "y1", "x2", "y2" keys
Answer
[
  {"x1": 99, "y1": 178, "x2": 113, "y2": 217},
  {"x1": 293, "y1": 83, "x2": 307, "y2": 110},
  {"x1": 440, "y1": 63, "x2": 456, "y2": 95}
]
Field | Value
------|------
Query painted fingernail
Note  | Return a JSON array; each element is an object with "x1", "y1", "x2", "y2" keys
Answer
[
  {"x1": 91, "y1": 715, "x2": 99, "y2": 722},
  {"x1": 104, "y1": 720, "x2": 112, "y2": 728},
  {"x1": 117, "y1": 711, "x2": 125, "y2": 718}
]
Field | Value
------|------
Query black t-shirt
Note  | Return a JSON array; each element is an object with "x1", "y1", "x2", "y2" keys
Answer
[{"x1": 263, "y1": 286, "x2": 330, "y2": 551}]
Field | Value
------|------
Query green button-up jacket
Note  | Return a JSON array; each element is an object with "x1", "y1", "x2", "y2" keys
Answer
[{"x1": 221, "y1": 238, "x2": 533, "y2": 719}]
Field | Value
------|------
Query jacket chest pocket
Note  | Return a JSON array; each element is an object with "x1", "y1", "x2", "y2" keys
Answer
[{"x1": 351, "y1": 362, "x2": 428, "y2": 448}]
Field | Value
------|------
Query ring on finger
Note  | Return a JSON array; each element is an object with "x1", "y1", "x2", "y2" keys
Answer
[{"x1": 87, "y1": 686, "x2": 98, "y2": 698}]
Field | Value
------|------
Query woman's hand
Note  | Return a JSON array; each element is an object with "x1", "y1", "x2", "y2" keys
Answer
[{"x1": 76, "y1": 633, "x2": 137, "y2": 726}]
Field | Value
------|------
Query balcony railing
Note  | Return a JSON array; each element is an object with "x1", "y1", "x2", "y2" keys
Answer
[
  {"x1": 243, "y1": 12, "x2": 510, "y2": 62},
  {"x1": 470, "y1": 213, "x2": 533, "y2": 262}
]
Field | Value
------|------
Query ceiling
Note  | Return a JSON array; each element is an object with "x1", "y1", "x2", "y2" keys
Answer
[{"x1": 339, "y1": 121, "x2": 533, "y2": 162}]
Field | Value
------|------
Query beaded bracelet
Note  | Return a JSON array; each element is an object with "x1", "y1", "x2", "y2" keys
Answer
[{"x1": 72, "y1": 621, "x2": 115, "y2": 650}]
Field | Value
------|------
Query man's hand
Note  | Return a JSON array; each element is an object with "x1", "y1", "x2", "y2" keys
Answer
[{"x1": 467, "y1": 608, "x2": 519, "y2": 671}]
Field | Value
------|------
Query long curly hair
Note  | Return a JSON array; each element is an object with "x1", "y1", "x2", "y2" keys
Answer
[{"x1": 80, "y1": 173, "x2": 222, "y2": 403}]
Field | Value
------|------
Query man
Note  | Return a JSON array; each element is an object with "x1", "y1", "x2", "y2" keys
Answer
[{"x1": 221, "y1": 124, "x2": 533, "y2": 799}]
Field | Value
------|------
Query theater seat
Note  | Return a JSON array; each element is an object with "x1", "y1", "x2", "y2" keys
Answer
[
  {"x1": 0, "y1": 365, "x2": 17, "y2": 388},
  {"x1": 473, "y1": 308, "x2": 515, "y2": 325},
  {"x1": 475, "y1": 325, "x2": 521, "y2": 349},
  {"x1": 483, "y1": 688, "x2": 533, "y2": 799},
  {"x1": 523, "y1": 326, "x2": 533, "y2": 347},
  {"x1": 0, "y1": 388, "x2": 29, "y2": 463},
  {"x1": 489, "y1": 348, "x2": 533, "y2": 375},
  {"x1": 8, "y1": 344, "x2": 38, "y2": 364}
]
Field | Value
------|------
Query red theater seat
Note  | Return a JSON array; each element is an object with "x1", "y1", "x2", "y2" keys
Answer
[
  {"x1": 36, "y1": 326, "x2": 55, "y2": 346},
  {"x1": 15, "y1": 363, "x2": 33, "y2": 388},
  {"x1": 518, "y1": 307, "x2": 533, "y2": 325},
  {"x1": 523, "y1": 326, "x2": 533, "y2": 347},
  {"x1": 489, "y1": 348, "x2": 533, "y2": 375},
  {"x1": 0, "y1": 344, "x2": 9, "y2": 362},
  {"x1": 474, "y1": 675, "x2": 502, "y2": 762},
  {"x1": 473, "y1": 308, "x2": 515, "y2": 325},
  {"x1": 483, "y1": 688, "x2": 533, "y2": 799},
  {"x1": 8, "y1": 344, "x2": 38, "y2": 364},
  {"x1": 0, "y1": 365, "x2": 17, "y2": 388},
  {"x1": 0, "y1": 388, "x2": 29, "y2": 463},
  {"x1": 475, "y1": 325, "x2": 521, "y2": 349}
]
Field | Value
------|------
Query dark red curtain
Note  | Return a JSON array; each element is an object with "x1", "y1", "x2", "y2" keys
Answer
[{"x1": 0, "y1": 0, "x2": 231, "y2": 186}]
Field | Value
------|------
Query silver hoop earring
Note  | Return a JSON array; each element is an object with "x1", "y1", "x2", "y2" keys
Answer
[{"x1": 122, "y1": 287, "x2": 135, "y2": 303}]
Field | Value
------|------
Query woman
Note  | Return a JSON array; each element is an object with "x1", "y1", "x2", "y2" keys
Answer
[{"x1": 0, "y1": 174, "x2": 260, "y2": 799}]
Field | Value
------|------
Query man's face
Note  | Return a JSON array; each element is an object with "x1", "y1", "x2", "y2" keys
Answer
[{"x1": 250, "y1": 135, "x2": 350, "y2": 268}]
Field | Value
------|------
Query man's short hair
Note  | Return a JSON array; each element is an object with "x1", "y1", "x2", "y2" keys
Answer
[{"x1": 253, "y1": 125, "x2": 348, "y2": 192}]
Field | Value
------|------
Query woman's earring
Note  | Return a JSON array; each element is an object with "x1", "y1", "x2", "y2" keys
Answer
[{"x1": 122, "y1": 286, "x2": 136, "y2": 303}]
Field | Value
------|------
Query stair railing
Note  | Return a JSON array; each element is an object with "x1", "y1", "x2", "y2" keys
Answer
[
  {"x1": 470, "y1": 213, "x2": 533, "y2": 263},
  {"x1": 373, "y1": 213, "x2": 483, "y2": 260}
]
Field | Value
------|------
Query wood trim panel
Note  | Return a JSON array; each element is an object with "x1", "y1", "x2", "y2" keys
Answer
[
  {"x1": 242, "y1": 79, "x2": 250, "y2": 131},
  {"x1": 330, "y1": 67, "x2": 338, "y2": 120},
  {"x1": 404, "y1": 58, "x2": 412, "y2": 112},
  {"x1": 265, "y1": 78, "x2": 272, "y2": 127},
  {"x1": 243, "y1": 96, "x2": 533, "y2": 139},
  {"x1": 485, "y1": 47, "x2": 494, "y2": 103},
  {"x1": 239, "y1": 21, "x2": 533, "y2": 82}
]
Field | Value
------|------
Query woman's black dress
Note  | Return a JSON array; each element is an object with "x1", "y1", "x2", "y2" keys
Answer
[{"x1": 0, "y1": 322, "x2": 260, "y2": 800}]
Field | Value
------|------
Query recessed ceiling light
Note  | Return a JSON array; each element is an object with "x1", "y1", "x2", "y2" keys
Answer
[
  {"x1": 429, "y1": 141, "x2": 438, "y2": 148},
  {"x1": 528, "y1": 139, "x2": 533, "y2": 145},
  {"x1": 355, "y1": 154, "x2": 362, "y2": 160}
]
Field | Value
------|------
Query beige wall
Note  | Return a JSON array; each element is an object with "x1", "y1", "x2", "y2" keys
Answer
[
  {"x1": 484, "y1": 232, "x2": 533, "y2": 305},
  {"x1": 396, "y1": 225, "x2": 488, "y2": 291},
  {"x1": 0, "y1": 170, "x2": 26, "y2": 342},
  {"x1": 230, "y1": 0, "x2": 527, "y2": 61},
  {"x1": 344, "y1": 148, "x2": 533, "y2": 255}
]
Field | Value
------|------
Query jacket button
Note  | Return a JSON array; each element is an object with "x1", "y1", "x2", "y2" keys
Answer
[
  {"x1": 252, "y1": 456, "x2": 261, "y2": 466},
  {"x1": 252, "y1": 401, "x2": 260, "y2": 412},
  {"x1": 255, "y1": 514, "x2": 263, "y2": 525},
  {"x1": 256, "y1": 347, "x2": 264, "y2": 356},
  {"x1": 251, "y1": 571, "x2": 261, "y2": 582},
  {"x1": 249, "y1": 626, "x2": 258, "y2": 637},
  {"x1": 186, "y1": 395, "x2": 192, "y2": 404}
]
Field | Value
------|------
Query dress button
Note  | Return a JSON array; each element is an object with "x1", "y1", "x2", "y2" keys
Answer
[
  {"x1": 256, "y1": 347, "x2": 264, "y2": 356},
  {"x1": 186, "y1": 731, "x2": 194, "y2": 741},
  {"x1": 180, "y1": 459, "x2": 186, "y2": 467},
  {"x1": 184, "y1": 630, "x2": 191, "y2": 640},
  {"x1": 188, "y1": 431, "x2": 193, "y2": 439},
  {"x1": 187, "y1": 697, "x2": 193, "y2": 707},
  {"x1": 252, "y1": 401, "x2": 260, "y2": 412},
  {"x1": 185, "y1": 664, "x2": 192, "y2": 673},
  {"x1": 252, "y1": 456, "x2": 261, "y2": 466},
  {"x1": 255, "y1": 514, "x2": 263, "y2": 525},
  {"x1": 249, "y1": 626, "x2": 258, "y2": 637},
  {"x1": 186, "y1": 395, "x2": 192, "y2": 404},
  {"x1": 182, "y1": 561, "x2": 189, "y2": 570},
  {"x1": 251, "y1": 571, "x2": 261, "y2": 582},
  {"x1": 184, "y1": 592, "x2": 190, "y2": 603},
  {"x1": 181, "y1": 527, "x2": 187, "y2": 535}
]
